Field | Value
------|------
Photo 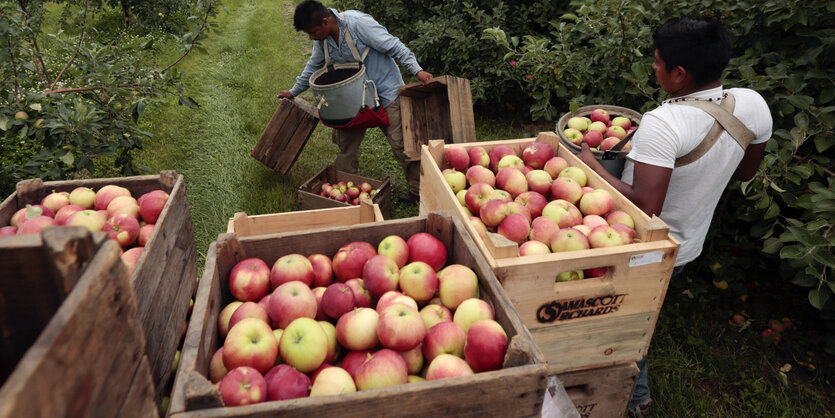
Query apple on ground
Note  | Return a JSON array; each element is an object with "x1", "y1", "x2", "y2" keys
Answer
[
  {"x1": 68, "y1": 187, "x2": 96, "y2": 209},
  {"x1": 488, "y1": 145, "x2": 516, "y2": 172},
  {"x1": 399, "y1": 261, "x2": 438, "y2": 304},
  {"x1": 514, "y1": 191, "x2": 548, "y2": 218},
  {"x1": 437, "y1": 264, "x2": 479, "y2": 310},
  {"x1": 544, "y1": 157, "x2": 570, "y2": 179},
  {"x1": 579, "y1": 189, "x2": 615, "y2": 216},
  {"x1": 321, "y1": 282, "x2": 356, "y2": 319},
  {"x1": 558, "y1": 167, "x2": 588, "y2": 187},
  {"x1": 137, "y1": 223, "x2": 155, "y2": 246},
  {"x1": 497, "y1": 213, "x2": 531, "y2": 244},
  {"x1": 443, "y1": 168, "x2": 467, "y2": 194},
  {"x1": 468, "y1": 146, "x2": 490, "y2": 168},
  {"x1": 264, "y1": 364, "x2": 311, "y2": 401},
  {"x1": 270, "y1": 253, "x2": 315, "y2": 288},
  {"x1": 377, "y1": 303, "x2": 426, "y2": 351},
  {"x1": 606, "y1": 210, "x2": 635, "y2": 228},
  {"x1": 466, "y1": 165, "x2": 496, "y2": 187},
  {"x1": 551, "y1": 227, "x2": 591, "y2": 252},
  {"x1": 465, "y1": 183, "x2": 495, "y2": 215},
  {"x1": 453, "y1": 298, "x2": 494, "y2": 332},
  {"x1": 268, "y1": 280, "x2": 318, "y2": 329},
  {"x1": 336, "y1": 307, "x2": 379, "y2": 351},
  {"x1": 229, "y1": 257, "x2": 271, "y2": 302},
  {"x1": 377, "y1": 235, "x2": 410, "y2": 268},
  {"x1": 224, "y1": 318, "x2": 278, "y2": 373},
  {"x1": 209, "y1": 347, "x2": 228, "y2": 383},
  {"x1": 228, "y1": 301, "x2": 270, "y2": 330},
  {"x1": 120, "y1": 247, "x2": 143, "y2": 276},
  {"x1": 308, "y1": 253, "x2": 335, "y2": 287},
  {"x1": 354, "y1": 348, "x2": 408, "y2": 390},
  {"x1": 103, "y1": 214, "x2": 140, "y2": 247},
  {"x1": 344, "y1": 278, "x2": 373, "y2": 307},
  {"x1": 519, "y1": 240, "x2": 551, "y2": 256},
  {"x1": 278, "y1": 317, "x2": 328, "y2": 373},
  {"x1": 426, "y1": 353, "x2": 474, "y2": 380},
  {"x1": 550, "y1": 177, "x2": 583, "y2": 205},
  {"x1": 406, "y1": 232, "x2": 447, "y2": 272},
  {"x1": 309, "y1": 366, "x2": 356, "y2": 397},
  {"x1": 362, "y1": 254, "x2": 401, "y2": 299},
  {"x1": 588, "y1": 225, "x2": 625, "y2": 248},
  {"x1": 332, "y1": 241, "x2": 377, "y2": 281},
  {"x1": 93, "y1": 185, "x2": 131, "y2": 211},
  {"x1": 218, "y1": 366, "x2": 267, "y2": 407}
]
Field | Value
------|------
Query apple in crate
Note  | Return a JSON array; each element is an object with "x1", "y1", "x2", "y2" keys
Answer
[
  {"x1": 558, "y1": 166, "x2": 588, "y2": 187},
  {"x1": 488, "y1": 145, "x2": 515, "y2": 172},
  {"x1": 107, "y1": 196, "x2": 139, "y2": 219},
  {"x1": 399, "y1": 261, "x2": 438, "y2": 304},
  {"x1": 443, "y1": 169, "x2": 467, "y2": 194},
  {"x1": 375, "y1": 291, "x2": 418, "y2": 313},
  {"x1": 520, "y1": 240, "x2": 551, "y2": 256},
  {"x1": 54, "y1": 204, "x2": 84, "y2": 225},
  {"x1": 336, "y1": 307, "x2": 379, "y2": 351},
  {"x1": 264, "y1": 364, "x2": 311, "y2": 401},
  {"x1": 345, "y1": 278, "x2": 372, "y2": 308},
  {"x1": 332, "y1": 241, "x2": 377, "y2": 282},
  {"x1": 426, "y1": 353, "x2": 474, "y2": 380},
  {"x1": 16, "y1": 216, "x2": 55, "y2": 235},
  {"x1": 522, "y1": 142, "x2": 554, "y2": 169},
  {"x1": 268, "y1": 281, "x2": 317, "y2": 329},
  {"x1": 583, "y1": 214, "x2": 609, "y2": 230},
  {"x1": 542, "y1": 200, "x2": 581, "y2": 229},
  {"x1": 588, "y1": 225, "x2": 625, "y2": 248},
  {"x1": 218, "y1": 301, "x2": 244, "y2": 339},
  {"x1": 11, "y1": 205, "x2": 53, "y2": 227},
  {"x1": 138, "y1": 190, "x2": 169, "y2": 224},
  {"x1": 66, "y1": 209, "x2": 108, "y2": 232},
  {"x1": 525, "y1": 169, "x2": 552, "y2": 197},
  {"x1": 120, "y1": 246, "x2": 143, "y2": 276},
  {"x1": 551, "y1": 177, "x2": 582, "y2": 205},
  {"x1": 228, "y1": 301, "x2": 270, "y2": 331},
  {"x1": 529, "y1": 216, "x2": 559, "y2": 246},
  {"x1": 420, "y1": 304, "x2": 452, "y2": 330},
  {"x1": 362, "y1": 254, "x2": 400, "y2": 299},
  {"x1": 310, "y1": 366, "x2": 356, "y2": 397},
  {"x1": 479, "y1": 199, "x2": 509, "y2": 228},
  {"x1": 209, "y1": 347, "x2": 228, "y2": 383},
  {"x1": 579, "y1": 189, "x2": 615, "y2": 216},
  {"x1": 224, "y1": 318, "x2": 278, "y2": 373},
  {"x1": 228, "y1": 257, "x2": 271, "y2": 302},
  {"x1": 321, "y1": 282, "x2": 356, "y2": 319},
  {"x1": 543, "y1": 157, "x2": 569, "y2": 180},
  {"x1": 137, "y1": 223, "x2": 155, "y2": 246},
  {"x1": 41, "y1": 191, "x2": 70, "y2": 212},
  {"x1": 497, "y1": 155, "x2": 525, "y2": 172},
  {"x1": 93, "y1": 185, "x2": 131, "y2": 211},
  {"x1": 0, "y1": 226, "x2": 17, "y2": 236},
  {"x1": 468, "y1": 216, "x2": 489, "y2": 239},
  {"x1": 406, "y1": 232, "x2": 447, "y2": 272},
  {"x1": 377, "y1": 303, "x2": 426, "y2": 351},
  {"x1": 515, "y1": 191, "x2": 547, "y2": 218},
  {"x1": 278, "y1": 317, "x2": 328, "y2": 373},
  {"x1": 611, "y1": 116, "x2": 632, "y2": 130},
  {"x1": 423, "y1": 320, "x2": 466, "y2": 362},
  {"x1": 445, "y1": 145, "x2": 470, "y2": 171},
  {"x1": 468, "y1": 146, "x2": 490, "y2": 168},
  {"x1": 270, "y1": 253, "x2": 315, "y2": 288},
  {"x1": 69, "y1": 187, "x2": 96, "y2": 209},
  {"x1": 437, "y1": 264, "x2": 479, "y2": 310},
  {"x1": 307, "y1": 253, "x2": 334, "y2": 287},
  {"x1": 612, "y1": 223, "x2": 638, "y2": 244},
  {"x1": 495, "y1": 167, "x2": 527, "y2": 198},
  {"x1": 398, "y1": 344, "x2": 424, "y2": 375},
  {"x1": 311, "y1": 287, "x2": 328, "y2": 320},
  {"x1": 453, "y1": 298, "x2": 494, "y2": 332},
  {"x1": 466, "y1": 165, "x2": 495, "y2": 187},
  {"x1": 103, "y1": 214, "x2": 140, "y2": 247},
  {"x1": 319, "y1": 321, "x2": 339, "y2": 364},
  {"x1": 219, "y1": 366, "x2": 267, "y2": 407},
  {"x1": 377, "y1": 234, "x2": 409, "y2": 268},
  {"x1": 497, "y1": 213, "x2": 530, "y2": 244},
  {"x1": 355, "y1": 348, "x2": 408, "y2": 390},
  {"x1": 340, "y1": 350, "x2": 373, "y2": 380},
  {"x1": 551, "y1": 227, "x2": 591, "y2": 253},
  {"x1": 465, "y1": 319, "x2": 508, "y2": 372},
  {"x1": 465, "y1": 183, "x2": 494, "y2": 215},
  {"x1": 607, "y1": 210, "x2": 635, "y2": 228}
]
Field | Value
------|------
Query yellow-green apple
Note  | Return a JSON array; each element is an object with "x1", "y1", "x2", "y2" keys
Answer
[
  {"x1": 41, "y1": 191, "x2": 70, "y2": 212},
  {"x1": 322, "y1": 282, "x2": 356, "y2": 319},
  {"x1": 332, "y1": 241, "x2": 377, "y2": 281},
  {"x1": 268, "y1": 281, "x2": 317, "y2": 329},
  {"x1": 399, "y1": 261, "x2": 438, "y2": 304},
  {"x1": 228, "y1": 301, "x2": 270, "y2": 331},
  {"x1": 218, "y1": 366, "x2": 267, "y2": 406},
  {"x1": 68, "y1": 187, "x2": 96, "y2": 209},
  {"x1": 336, "y1": 307, "x2": 379, "y2": 351},
  {"x1": 137, "y1": 223, "x2": 155, "y2": 246},
  {"x1": 209, "y1": 347, "x2": 228, "y2": 383},
  {"x1": 611, "y1": 223, "x2": 638, "y2": 243},
  {"x1": 556, "y1": 270, "x2": 584, "y2": 281},
  {"x1": 138, "y1": 193, "x2": 168, "y2": 224},
  {"x1": 464, "y1": 319, "x2": 508, "y2": 372},
  {"x1": 406, "y1": 232, "x2": 448, "y2": 272},
  {"x1": 218, "y1": 301, "x2": 244, "y2": 338},
  {"x1": 606, "y1": 210, "x2": 635, "y2": 228},
  {"x1": 229, "y1": 257, "x2": 271, "y2": 302},
  {"x1": 544, "y1": 156, "x2": 570, "y2": 179},
  {"x1": 542, "y1": 200, "x2": 582, "y2": 229},
  {"x1": 362, "y1": 254, "x2": 400, "y2": 299},
  {"x1": 93, "y1": 185, "x2": 131, "y2": 211},
  {"x1": 582, "y1": 129, "x2": 604, "y2": 148},
  {"x1": 319, "y1": 321, "x2": 339, "y2": 364},
  {"x1": 398, "y1": 343, "x2": 424, "y2": 375},
  {"x1": 497, "y1": 213, "x2": 531, "y2": 244},
  {"x1": 515, "y1": 191, "x2": 548, "y2": 218},
  {"x1": 345, "y1": 278, "x2": 372, "y2": 307},
  {"x1": 525, "y1": 169, "x2": 553, "y2": 196},
  {"x1": 466, "y1": 164, "x2": 496, "y2": 187},
  {"x1": 590, "y1": 108, "x2": 610, "y2": 125},
  {"x1": 443, "y1": 168, "x2": 467, "y2": 193},
  {"x1": 453, "y1": 298, "x2": 494, "y2": 332},
  {"x1": 12, "y1": 205, "x2": 54, "y2": 226},
  {"x1": 550, "y1": 177, "x2": 583, "y2": 205},
  {"x1": 278, "y1": 317, "x2": 328, "y2": 373},
  {"x1": 611, "y1": 116, "x2": 632, "y2": 130},
  {"x1": 0, "y1": 226, "x2": 17, "y2": 235},
  {"x1": 468, "y1": 146, "x2": 490, "y2": 168},
  {"x1": 355, "y1": 348, "x2": 408, "y2": 390},
  {"x1": 588, "y1": 225, "x2": 625, "y2": 248},
  {"x1": 16, "y1": 216, "x2": 55, "y2": 235},
  {"x1": 102, "y1": 214, "x2": 140, "y2": 247},
  {"x1": 572, "y1": 224, "x2": 592, "y2": 237},
  {"x1": 377, "y1": 235, "x2": 410, "y2": 268},
  {"x1": 224, "y1": 318, "x2": 278, "y2": 373},
  {"x1": 488, "y1": 145, "x2": 516, "y2": 172},
  {"x1": 506, "y1": 201, "x2": 532, "y2": 223},
  {"x1": 489, "y1": 188, "x2": 513, "y2": 203},
  {"x1": 558, "y1": 166, "x2": 587, "y2": 187},
  {"x1": 497, "y1": 154, "x2": 525, "y2": 172},
  {"x1": 445, "y1": 145, "x2": 470, "y2": 171},
  {"x1": 437, "y1": 264, "x2": 479, "y2": 310},
  {"x1": 376, "y1": 291, "x2": 418, "y2": 314},
  {"x1": 563, "y1": 128, "x2": 584, "y2": 145},
  {"x1": 465, "y1": 182, "x2": 494, "y2": 214},
  {"x1": 566, "y1": 116, "x2": 589, "y2": 131},
  {"x1": 479, "y1": 199, "x2": 509, "y2": 228},
  {"x1": 456, "y1": 189, "x2": 468, "y2": 207},
  {"x1": 309, "y1": 363, "x2": 333, "y2": 383},
  {"x1": 120, "y1": 247, "x2": 143, "y2": 275},
  {"x1": 264, "y1": 364, "x2": 311, "y2": 400},
  {"x1": 270, "y1": 253, "x2": 315, "y2": 288},
  {"x1": 426, "y1": 353, "x2": 474, "y2": 380},
  {"x1": 377, "y1": 303, "x2": 426, "y2": 351},
  {"x1": 495, "y1": 167, "x2": 528, "y2": 198},
  {"x1": 519, "y1": 240, "x2": 551, "y2": 256},
  {"x1": 54, "y1": 204, "x2": 84, "y2": 225},
  {"x1": 311, "y1": 286, "x2": 328, "y2": 320},
  {"x1": 588, "y1": 120, "x2": 607, "y2": 134},
  {"x1": 581, "y1": 186, "x2": 594, "y2": 196},
  {"x1": 583, "y1": 214, "x2": 609, "y2": 230},
  {"x1": 579, "y1": 189, "x2": 615, "y2": 216},
  {"x1": 468, "y1": 216, "x2": 489, "y2": 240},
  {"x1": 584, "y1": 267, "x2": 608, "y2": 278},
  {"x1": 106, "y1": 195, "x2": 140, "y2": 219},
  {"x1": 604, "y1": 125, "x2": 627, "y2": 140},
  {"x1": 310, "y1": 366, "x2": 356, "y2": 397},
  {"x1": 308, "y1": 253, "x2": 334, "y2": 287},
  {"x1": 340, "y1": 350, "x2": 373, "y2": 379},
  {"x1": 599, "y1": 137, "x2": 621, "y2": 151},
  {"x1": 551, "y1": 227, "x2": 591, "y2": 252},
  {"x1": 522, "y1": 141, "x2": 554, "y2": 169},
  {"x1": 272, "y1": 330, "x2": 283, "y2": 358},
  {"x1": 420, "y1": 304, "x2": 452, "y2": 330},
  {"x1": 408, "y1": 375, "x2": 425, "y2": 383}
]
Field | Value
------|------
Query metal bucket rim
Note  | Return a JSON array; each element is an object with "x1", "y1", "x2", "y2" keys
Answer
[{"x1": 310, "y1": 63, "x2": 367, "y2": 91}]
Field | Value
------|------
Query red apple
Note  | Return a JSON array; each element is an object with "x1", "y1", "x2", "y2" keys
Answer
[
  {"x1": 268, "y1": 281, "x2": 317, "y2": 329},
  {"x1": 468, "y1": 146, "x2": 490, "y2": 168},
  {"x1": 41, "y1": 191, "x2": 70, "y2": 213},
  {"x1": 406, "y1": 232, "x2": 447, "y2": 272},
  {"x1": 309, "y1": 366, "x2": 356, "y2": 397},
  {"x1": 321, "y1": 282, "x2": 356, "y2": 319},
  {"x1": 590, "y1": 108, "x2": 610, "y2": 125},
  {"x1": 340, "y1": 350, "x2": 373, "y2": 380},
  {"x1": 308, "y1": 253, "x2": 334, "y2": 287},
  {"x1": 599, "y1": 137, "x2": 621, "y2": 151},
  {"x1": 466, "y1": 165, "x2": 496, "y2": 188},
  {"x1": 270, "y1": 253, "x2": 315, "y2": 288},
  {"x1": 398, "y1": 261, "x2": 438, "y2": 304},
  {"x1": 495, "y1": 167, "x2": 528, "y2": 198},
  {"x1": 612, "y1": 223, "x2": 638, "y2": 244},
  {"x1": 264, "y1": 364, "x2": 310, "y2": 400},
  {"x1": 465, "y1": 183, "x2": 495, "y2": 215},
  {"x1": 419, "y1": 304, "x2": 453, "y2": 330},
  {"x1": 377, "y1": 235, "x2": 410, "y2": 268},
  {"x1": 138, "y1": 193, "x2": 168, "y2": 224},
  {"x1": 93, "y1": 185, "x2": 131, "y2": 211},
  {"x1": 355, "y1": 348, "x2": 408, "y2": 390},
  {"x1": 102, "y1": 214, "x2": 140, "y2": 247},
  {"x1": 332, "y1": 241, "x2": 377, "y2": 282},
  {"x1": 278, "y1": 317, "x2": 328, "y2": 373},
  {"x1": 137, "y1": 223, "x2": 155, "y2": 246},
  {"x1": 336, "y1": 307, "x2": 379, "y2": 351},
  {"x1": 606, "y1": 210, "x2": 635, "y2": 228},
  {"x1": 53, "y1": 204, "x2": 84, "y2": 225},
  {"x1": 437, "y1": 264, "x2": 479, "y2": 310},
  {"x1": 445, "y1": 145, "x2": 470, "y2": 171},
  {"x1": 228, "y1": 301, "x2": 270, "y2": 331},
  {"x1": 218, "y1": 366, "x2": 267, "y2": 407},
  {"x1": 468, "y1": 216, "x2": 489, "y2": 239},
  {"x1": 611, "y1": 116, "x2": 632, "y2": 130},
  {"x1": 362, "y1": 254, "x2": 400, "y2": 299},
  {"x1": 525, "y1": 169, "x2": 552, "y2": 197},
  {"x1": 551, "y1": 227, "x2": 591, "y2": 252},
  {"x1": 583, "y1": 214, "x2": 609, "y2": 231},
  {"x1": 522, "y1": 141, "x2": 554, "y2": 169},
  {"x1": 345, "y1": 278, "x2": 372, "y2": 307},
  {"x1": 464, "y1": 319, "x2": 508, "y2": 372},
  {"x1": 229, "y1": 258, "x2": 271, "y2": 302},
  {"x1": 488, "y1": 145, "x2": 515, "y2": 172},
  {"x1": 529, "y1": 216, "x2": 559, "y2": 246},
  {"x1": 497, "y1": 213, "x2": 531, "y2": 244},
  {"x1": 514, "y1": 191, "x2": 548, "y2": 218},
  {"x1": 579, "y1": 189, "x2": 615, "y2": 216},
  {"x1": 479, "y1": 199, "x2": 509, "y2": 228},
  {"x1": 588, "y1": 225, "x2": 625, "y2": 248},
  {"x1": 550, "y1": 177, "x2": 583, "y2": 205},
  {"x1": 106, "y1": 195, "x2": 140, "y2": 219},
  {"x1": 453, "y1": 298, "x2": 494, "y2": 332},
  {"x1": 543, "y1": 157, "x2": 570, "y2": 179},
  {"x1": 425, "y1": 353, "x2": 474, "y2": 380},
  {"x1": 584, "y1": 267, "x2": 608, "y2": 278},
  {"x1": 16, "y1": 216, "x2": 55, "y2": 235},
  {"x1": 605, "y1": 125, "x2": 627, "y2": 140},
  {"x1": 398, "y1": 343, "x2": 424, "y2": 375},
  {"x1": 224, "y1": 318, "x2": 278, "y2": 373},
  {"x1": 0, "y1": 226, "x2": 17, "y2": 236},
  {"x1": 377, "y1": 303, "x2": 426, "y2": 351},
  {"x1": 311, "y1": 286, "x2": 328, "y2": 321},
  {"x1": 542, "y1": 200, "x2": 583, "y2": 229},
  {"x1": 120, "y1": 247, "x2": 143, "y2": 276}
]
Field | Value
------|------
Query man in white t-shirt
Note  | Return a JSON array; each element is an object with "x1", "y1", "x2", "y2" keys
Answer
[{"x1": 578, "y1": 16, "x2": 772, "y2": 415}]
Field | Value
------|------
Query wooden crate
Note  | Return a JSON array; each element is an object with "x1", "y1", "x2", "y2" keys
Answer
[
  {"x1": 557, "y1": 362, "x2": 639, "y2": 418},
  {"x1": 419, "y1": 132, "x2": 679, "y2": 374},
  {"x1": 168, "y1": 212, "x2": 548, "y2": 417},
  {"x1": 298, "y1": 164, "x2": 391, "y2": 218},
  {"x1": 251, "y1": 97, "x2": 320, "y2": 175},
  {"x1": 399, "y1": 75, "x2": 476, "y2": 161},
  {"x1": 0, "y1": 171, "x2": 198, "y2": 401},
  {"x1": 0, "y1": 228, "x2": 157, "y2": 417},
  {"x1": 227, "y1": 200, "x2": 384, "y2": 237}
]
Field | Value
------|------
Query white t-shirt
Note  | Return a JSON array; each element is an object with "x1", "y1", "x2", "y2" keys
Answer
[{"x1": 621, "y1": 86, "x2": 772, "y2": 266}]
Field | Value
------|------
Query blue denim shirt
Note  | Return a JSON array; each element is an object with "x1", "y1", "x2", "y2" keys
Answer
[{"x1": 289, "y1": 9, "x2": 423, "y2": 108}]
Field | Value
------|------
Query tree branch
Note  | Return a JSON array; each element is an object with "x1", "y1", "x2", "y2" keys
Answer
[
  {"x1": 51, "y1": 0, "x2": 90, "y2": 91},
  {"x1": 161, "y1": 0, "x2": 216, "y2": 72},
  {"x1": 792, "y1": 154, "x2": 835, "y2": 177},
  {"x1": 42, "y1": 85, "x2": 138, "y2": 95}
]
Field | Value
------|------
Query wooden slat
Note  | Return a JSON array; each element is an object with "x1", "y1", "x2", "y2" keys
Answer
[
  {"x1": 117, "y1": 356, "x2": 159, "y2": 418},
  {"x1": 252, "y1": 97, "x2": 320, "y2": 175},
  {"x1": 226, "y1": 202, "x2": 384, "y2": 237},
  {"x1": 557, "y1": 362, "x2": 639, "y2": 417},
  {"x1": 400, "y1": 96, "x2": 419, "y2": 159}
]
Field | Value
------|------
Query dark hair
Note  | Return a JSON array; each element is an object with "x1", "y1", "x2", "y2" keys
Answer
[
  {"x1": 653, "y1": 16, "x2": 730, "y2": 86},
  {"x1": 293, "y1": 0, "x2": 331, "y2": 31}
]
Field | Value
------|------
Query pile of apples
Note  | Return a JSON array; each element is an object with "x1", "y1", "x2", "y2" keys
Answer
[
  {"x1": 563, "y1": 108, "x2": 637, "y2": 151},
  {"x1": 443, "y1": 141, "x2": 641, "y2": 280},
  {"x1": 0, "y1": 185, "x2": 169, "y2": 274},
  {"x1": 317, "y1": 181, "x2": 378, "y2": 206},
  {"x1": 212, "y1": 233, "x2": 508, "y2": 407}
]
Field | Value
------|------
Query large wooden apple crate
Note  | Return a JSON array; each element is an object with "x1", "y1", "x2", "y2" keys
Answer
[
  {"x1": 557, "y1": 362, "x2": 639, "y2": 418},
  {"x1": 0, "y1": 228, "x2": 157, "y2": 417},
  {"x1": 227, "y1": 199, "x2": 384, "y2": 237},
  {"x1": 251, "y1": 97, "x2": 320, "y2": 175},
  {"x1": 0, "y1": 171, "x2": 198, "y2": 401},
  {"x1": 298, "y1": 164, "x2": 392, "y2": 218},
  {"x1": 419, "y1": 132, "x2": 679, "y2": 374},
  {"x1": 168, "y1": 212, "x2": 548, "y2": 417}
]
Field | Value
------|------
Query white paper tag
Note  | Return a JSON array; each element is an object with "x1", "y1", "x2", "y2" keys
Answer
[{"x1": 629, "y1": 251, "x2": 664, "y2": 267}]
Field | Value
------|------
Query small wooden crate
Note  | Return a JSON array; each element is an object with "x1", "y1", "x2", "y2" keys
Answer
[
  {"x1": 298, "y1": 164, "x2": 391, "y2": 218},
  {"x1": 419, "y1": 132, "x2": 679, "y2": 374},
  {"x1": 0, "y1": 171, "x2": 198, "y2": 401},
  {"x1": 399, "y1": 75, "x2": 476, "y2": 161},
  {"x1": 251, "y1": 97, "x2": 320, "y2": 175},
  {"x1": 0, "y1": 228, "x2": 157, "y2": 418},
  {"x1": 227, "y1": 200, "x2": 384, "y2": 237},
  {"x1": 168, "y1": 212, "x2": 548, "y2": 417},
  {"x1": 557, "y1": 362, "x2": 639, "y2": 418}
]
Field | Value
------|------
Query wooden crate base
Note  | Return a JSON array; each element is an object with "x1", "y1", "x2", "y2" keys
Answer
[{"x1": 556, "y1": 362, "x2": 639, "y2": 418}]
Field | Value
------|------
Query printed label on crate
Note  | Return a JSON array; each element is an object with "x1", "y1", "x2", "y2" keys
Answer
[
  {"x1": 575, "y1": 403, "x2": 597, "y2": 417},
  {"x1": 536, "y1": 294, "x2": 627, "y2": 323},
  {"x1": 629, "y1": 251, "x2": 663, "y2": 267}
]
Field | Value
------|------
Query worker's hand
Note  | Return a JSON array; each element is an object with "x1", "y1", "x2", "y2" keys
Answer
[
  {"x1": 277, "y1": 90, "x2": 294, "y2": 100},
  {"x1": 578, "y1": 142, "x2": 598, "y2": 167},
  {"x1": 416, "y1": 71, "x2": 434, "y2": 84}
]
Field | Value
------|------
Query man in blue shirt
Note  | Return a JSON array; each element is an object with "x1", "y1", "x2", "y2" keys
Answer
[{"x1": 279, "y1": 0, "x2": 433, "y2": 203}]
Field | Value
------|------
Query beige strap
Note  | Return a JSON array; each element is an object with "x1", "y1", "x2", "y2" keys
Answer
[
  {"x1": 324, "y1": 13, "x2": 370, "y2": 66},
  {"x1": 673, "y1": 94, "x2": 756, "y2": 167}
]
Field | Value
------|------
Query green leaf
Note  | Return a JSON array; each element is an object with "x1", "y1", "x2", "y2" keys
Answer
[
  {"x1": 769, "y1": 182, "x2": 786, "y2": 193},
  {"x1": 59, "y1": 153, "x2": 74, "y2": 166},
  {"x1": 780, "y1": 245, "x2": 806, "y2": 259},
  {"x1": 0, "y1": 114, "x2": 8, "y2": 131},
  {"x1": 794, "y1": 112, "x2": 809, "y2": 128},
  {"x1": 787, "y1": 95, "x2": 814, "y2": 109},
  {"x1": 762, "y1": 237, "x2": 782, "y2": 254},
  {"x1": 764, "y1": 201, "x2": 780, "y2": 219},
  {"x1": 812, "y1": 248, "x2": 835, "y2": 269},
  {"x1": 815, "y1": 135, "x2": 834, "y2": 153},
  {"x1": 790, "y1": 164, "x2": 814, "y2": 179},
  {"x1": 809, "y1": 289, "x2": 829, "y2": 310},
  {"x1": 791, "y1": 274, "x2": 817, "y2": 287}
]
